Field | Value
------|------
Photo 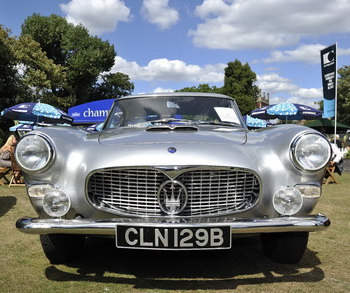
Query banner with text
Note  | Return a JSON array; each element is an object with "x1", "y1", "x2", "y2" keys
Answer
[
  {"x1": 320, "y1": 44, "x2": 336, "y2": 118},
  {"x1": 68, "y1": 99, "x2": 114, "y2": 124}
]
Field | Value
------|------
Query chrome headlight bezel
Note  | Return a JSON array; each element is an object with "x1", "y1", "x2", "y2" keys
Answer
[
  {"x1": 15, "y1": 133, "x2": 55, "y2": 173},
  {"x1": 291, "y1": 132, "x2": 331, "y2": 171}
]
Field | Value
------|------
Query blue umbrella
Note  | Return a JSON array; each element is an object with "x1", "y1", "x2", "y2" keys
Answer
[
  {"x1": 243, "y1": 115, "x2": 268, "y2": 128},
  {"x1": 251, "y1": 102, "x2": 322, "y2": 120},
  {"x1": 1, "y1": 102, "x2": 73, "y2": 124},
  {"x1": 9, "y1": 123, "x2": 37, "y2": 132}
]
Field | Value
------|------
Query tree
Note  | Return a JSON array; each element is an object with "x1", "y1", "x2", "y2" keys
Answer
[
  {"x1": 337, "y1": 65, "x2": 350, "y2": 126},
  {"x1": 0, "y1": 26, "x2": 24, "y2": 144},
  {"x1": 12, "y1": 34, "x2": 66, "y2": 106},
  {"x1": 1, "y1": 25, "x2": 67, "y2": 143},
  {"x1": 91, "y1": 72, "x2": 134, "y2": 100},
  {"x1": 1, "y1": 25, "x2": 66, "y2": 107},
  {"x1": 175, "y1": 84, "x2": 222, "y2": 93},
  {"x1": 21, "y1": 14, "x2": 117, "y2": 107},
  {"x1": 221, "y1": 60, "x2": 259, "y2": 115},
  {"x1": 175, "y1": 61, "x2": 259, "y2": 115},
  {"x1": 0, "y1": 26, "x2": 23, "y2": 106}
]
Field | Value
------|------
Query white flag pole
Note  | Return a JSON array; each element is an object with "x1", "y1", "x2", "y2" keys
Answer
[{"x1": 334, "y1": 42, "x2": 338, "y2": 144}]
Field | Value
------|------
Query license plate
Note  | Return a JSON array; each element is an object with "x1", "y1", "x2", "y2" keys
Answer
[{"x1": 116, "y1": 225, "x2": 231, "y2": 250}]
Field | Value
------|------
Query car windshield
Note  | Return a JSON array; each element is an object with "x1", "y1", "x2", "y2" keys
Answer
[{"x1": 104, "y1": 95, "x2": 244, "y2": 129}]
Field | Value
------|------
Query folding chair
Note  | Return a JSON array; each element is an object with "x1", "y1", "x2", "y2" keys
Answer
[
  {"x1": 0, "y1": 167, "x2": 11, "y2": 185},
  {"x1": 323, "y1": 163, "x2": 337, "y2": 185},
  {"x1": 9, "y1": 153, "x2": 25, "y2": 187}
]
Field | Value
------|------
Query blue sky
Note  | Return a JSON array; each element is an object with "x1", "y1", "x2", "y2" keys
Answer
[{"x1": 2, "y1": 0, "x2": 350, "y2": 107}]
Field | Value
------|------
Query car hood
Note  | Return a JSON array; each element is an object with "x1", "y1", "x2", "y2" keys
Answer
[{"x1": 98, "y1": 127, "x2": 247, "y2": 146}]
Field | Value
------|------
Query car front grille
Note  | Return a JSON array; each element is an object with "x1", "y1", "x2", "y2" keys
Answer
[{"x1": 87, "y1": 167, "x2": 260, "y2": 217}]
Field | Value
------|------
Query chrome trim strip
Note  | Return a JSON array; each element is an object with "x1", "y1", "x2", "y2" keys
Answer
[{"x1": 16, "y1": 214, "x2": 330, "y2": 235}]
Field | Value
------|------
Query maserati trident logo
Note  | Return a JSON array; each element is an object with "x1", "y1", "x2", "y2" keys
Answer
[
  {"x1": 157, "y1": 180, "x2": 188, "y2": 215},
  {"x1": 167, "y1": 147, "x2": 177, "y2": 154}
]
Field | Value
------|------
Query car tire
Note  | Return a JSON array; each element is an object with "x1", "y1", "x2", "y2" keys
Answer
[
  {"x1": 260, "y1": 232, "x2": 309, "y2": 264},
  {"x1": 40, "y1": 234, "x2": 86, "y2": 264}
]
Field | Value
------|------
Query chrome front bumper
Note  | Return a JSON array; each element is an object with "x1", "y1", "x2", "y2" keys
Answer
[{"x1": 16, "y1": 214, "x2": 330, "y2": 235}]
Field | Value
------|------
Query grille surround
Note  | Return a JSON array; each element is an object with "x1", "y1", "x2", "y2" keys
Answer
[{"x1": 86, "y1": 167, "x2": 261, "y2": 217}]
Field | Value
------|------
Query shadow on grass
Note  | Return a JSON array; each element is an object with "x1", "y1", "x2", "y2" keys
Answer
[
  {"x1": 45, "y1": 236, "x2": 325, "y2": 290},
  {"x1": 0, "y1": 196, "x2": 17, "y2": 217}
]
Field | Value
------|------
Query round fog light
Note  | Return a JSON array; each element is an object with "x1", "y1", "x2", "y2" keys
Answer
[
  {"x1": 273, "y1": 187, "x2": 303, "y2": 216},
  {"x1": 43, "y1": 189, "x2": 71, "y2": 217}
]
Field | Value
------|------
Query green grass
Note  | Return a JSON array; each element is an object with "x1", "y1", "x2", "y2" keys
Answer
[{"x1": 1, "y1": 173, "x2": 350, "y2": 293}]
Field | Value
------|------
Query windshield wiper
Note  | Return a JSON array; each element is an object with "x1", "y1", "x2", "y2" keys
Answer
[{"x1": 196, "y1": 121, "x2": 241, "y2": 127}]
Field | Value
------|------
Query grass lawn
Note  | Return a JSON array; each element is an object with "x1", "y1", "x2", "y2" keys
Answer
[{"x1": 1, "y1": 173, "x2": 349, "y2": 293}]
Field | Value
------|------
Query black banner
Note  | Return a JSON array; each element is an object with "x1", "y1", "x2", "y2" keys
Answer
[{"x1": 320, "y1": 44, "x2": 336, "y2": 118}]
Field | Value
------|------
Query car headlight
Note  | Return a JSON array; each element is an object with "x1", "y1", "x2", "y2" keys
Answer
[
  {"x1": 291, "y1": 133, "x2": 331, "y2": 171},
  {"x1": 43, "y1": 188, "x2": 71, "y2": 218},
  {"x1": 15, "y1": 134, "x2": 54, "y2": 172},
  {"x1": 273, "y1": 186, "x2": 303, "y2": 216}
]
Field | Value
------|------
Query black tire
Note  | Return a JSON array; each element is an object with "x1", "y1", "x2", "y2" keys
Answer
[
  {"x1": 40, "y1": 234, "x2": 86, "y2": 264},
  {"x1": 261, "y1": 232, "x2": 309, "y2": 264}
]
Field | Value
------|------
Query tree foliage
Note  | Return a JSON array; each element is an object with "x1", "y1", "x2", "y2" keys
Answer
[
  {"x1": 1, "y1": 25, "x2": 67, "y2": 104},
  {"x1": 91, "y1": 73, "x2": 134, "y2": 100},
  {"x1": 176, "y1": 60, "x2": 259, "y2": 115},
  {"x1": 0, "y1": 26, "x2": 23, "y2": 106},
  {"x1": 13, "y1": 35, "x2": 66, "y2": 103},
  {"x1": 175, "y1": 84, "x2": 222, "y2": 93},
  {"x1": 337, "y1": 65, "x2": 350, "y2": 126},
  {"x1": 1, "y1": 26, "x2": 63, "y2": 143},
  {"x1": 21, "y1": 14, "x2": 132, "y2": 109},
  {"x1": 0, "y1": 26, "x2": 24, "y2": 143},
  {"x1": 221, "y1": 60, "x2": 259, "y2": 115},
  {"x1": 1, "y1": 16, "x2": 134, "y2": 141}
]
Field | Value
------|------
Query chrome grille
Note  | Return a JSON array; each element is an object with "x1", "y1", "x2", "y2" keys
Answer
[{"x1": 87, "y1": 168, "x2": 260, "y2": 216}]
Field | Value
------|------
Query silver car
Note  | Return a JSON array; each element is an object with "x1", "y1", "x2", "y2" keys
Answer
[{"x1": 15, "y1": 93, "x2": 332, "y2": 264}]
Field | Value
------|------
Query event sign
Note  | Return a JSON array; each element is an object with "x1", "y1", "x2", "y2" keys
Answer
[
  {"x1": 68, "y1": 99, "x2": 114, "y2": 124},
  {"x1": 320, "y1": 44, "x2": 336, "y2": 118}
]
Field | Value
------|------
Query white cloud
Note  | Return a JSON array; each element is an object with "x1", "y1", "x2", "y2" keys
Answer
[
  {"x1": 152, "y1": 87, "x2": 175, "y2": 93},
  {"x1": 60, "y1": 0, "x2": 131, "y2": 35},
  {"x1": 190, "y1": 0, "x2": 350, "y2": 50},
  {"x1": 262, "y1": 44, "x2": 350, "y2": 64},
  {"x1": 264, "y1": 93, "x2": 321, "y2": 107},
  {"x1": 291, "y1": 88, "x2": 322, "y2": 99},
  {"x1": 257, "y1": 73, "x2": 322, "y2": 106},
  {"x1": 287, "y1": 88, "x2": 323, "y2": 107},
  {"x1": 257, "y1": 73, "x2": 297, "y2": 93},
  {"x1": 263, "y1": 44, "x2": 325, "y2": 64},
  {"x1": 112, "y1": 56, "x2": 225, "y2": 83},
  {"x1": 141, "y1": 0, "x2": 179, "y2": 30},
  {"x1": 257, "y1": 73, "x2": 290, "y2": 83},
  {"x1": 285, "y1": 96, "x2": 321, "y2": 107}
]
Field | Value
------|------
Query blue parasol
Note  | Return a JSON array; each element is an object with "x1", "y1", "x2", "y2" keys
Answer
[
  {"x1": 9, "y1": 123, "x2": 37, "y2": 132},
  {"x1": 251, "y1": 102, "x2": 322, "y2": 120},
  {"x1": 243, "y1": 115, "x2": 269, "y2": 128},
  {"x1": 1, "y1": 102, "x2": 73, "y2": 124}
]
